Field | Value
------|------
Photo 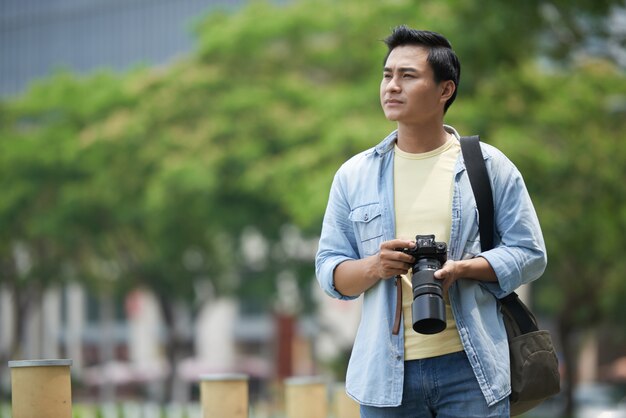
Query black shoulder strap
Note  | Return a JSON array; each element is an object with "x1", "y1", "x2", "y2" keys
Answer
[
  {"x1": 460, "y1": 136, "x2": 537, "y2": 331},
  {"x1": 460, "y1": 136, "x2": 494, "y2": 251}
]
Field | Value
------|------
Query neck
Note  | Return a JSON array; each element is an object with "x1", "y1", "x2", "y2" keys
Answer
[{"x1": 396, "y1": 121, "x2": 449, "y2": 154}]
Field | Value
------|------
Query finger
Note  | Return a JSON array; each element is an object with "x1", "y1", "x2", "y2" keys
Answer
[
  {"x1": 380, "y1": 239, "x2": 415, "y2": 251},
  {"x1": 434, "y1": 267, "x2": 448, "y2": 280},
  {"x1": 382, "y1": 259, "x2": 413, "y2": 273},
  {"x1": 380, "y1": 248, "x2": 415, "y2": 263},
  {"x1": 434, "y1": 260, "x2": 454, "y2": 280},
  {"x1": 381, "y1": 260, "x2": 413, "y2": 278}
]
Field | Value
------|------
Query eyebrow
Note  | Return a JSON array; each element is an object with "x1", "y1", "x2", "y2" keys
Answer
[{"x1": 383, "y1": 66, "x2": 419, "y2": 73}]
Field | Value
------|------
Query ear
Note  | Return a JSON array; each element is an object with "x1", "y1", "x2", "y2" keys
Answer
[{"x1": 440, "y1": 80, "x2": 456, "y2": 102}]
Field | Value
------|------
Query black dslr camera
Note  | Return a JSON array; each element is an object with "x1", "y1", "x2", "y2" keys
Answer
[{"x1": 398, "y1": 235, "x2": 448, "y2": 335}]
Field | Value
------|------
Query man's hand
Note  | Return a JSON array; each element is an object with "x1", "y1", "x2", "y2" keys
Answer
[
  {"x1": 371, "y1": 239, "x2": 416, "y2": 280},
  {"x1": 434, "y1": 257, "x2": 498, "y2": 296},
  {"x1": 433, "y1": 260, "x2": 460, "y2": 297},
  {"x1": 333, "y1": 238, "x2": 416, "y2": 297}
]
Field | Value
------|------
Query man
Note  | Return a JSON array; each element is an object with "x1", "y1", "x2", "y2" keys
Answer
[{"x1": 315, "y1": 25, "x2": 546, "y2": 417}]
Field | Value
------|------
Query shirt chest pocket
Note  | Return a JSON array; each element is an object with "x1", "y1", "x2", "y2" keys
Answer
[{"x1": 349, "y1": 203, "x2": 383, "y2": 256}]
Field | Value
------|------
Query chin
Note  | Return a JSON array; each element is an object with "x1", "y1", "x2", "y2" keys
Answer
[{"x1": 383, "y1": 112, "x2": 400, "y2": 122}]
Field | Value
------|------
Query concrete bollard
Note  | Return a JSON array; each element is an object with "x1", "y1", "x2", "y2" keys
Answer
[
  {"x1": 284, "y1": 376, "x2": 328, "y2": 418},
  {"x1": 8, "y1": 359, "x2": 73, "y2": 418},
  {"x1": 199, "y1": 373, "x2": 249, "y2": 418},
  {"x1": 333, "y1": 383, "x2": 360, "y2": 418}
]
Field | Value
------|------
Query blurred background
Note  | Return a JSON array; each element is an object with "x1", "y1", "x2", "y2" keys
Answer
[{"x1": 1, "y1": 0, "x2": 626, "y2": 417}]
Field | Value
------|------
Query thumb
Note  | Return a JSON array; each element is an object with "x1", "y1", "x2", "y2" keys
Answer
[{"x1": 434, "y1": 268, "x2": 445, "y2": 280}]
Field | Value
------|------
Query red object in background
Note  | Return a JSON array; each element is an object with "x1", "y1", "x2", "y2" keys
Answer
[
  {"x1": 125, "y1": 289, "x2": 143, "y2": 319},
  {"x1": 275, "y1": 313, "x2": 295, "y2": 379}
]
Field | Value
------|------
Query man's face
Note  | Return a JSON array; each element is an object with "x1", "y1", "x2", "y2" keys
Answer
[{"x1": 380, "y1": 45, "x2": 449, "y2": 124}]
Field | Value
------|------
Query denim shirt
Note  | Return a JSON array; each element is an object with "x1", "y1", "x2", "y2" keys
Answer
[{"x1": 315, "y1": 126, "x2": 547, "y2": 407}]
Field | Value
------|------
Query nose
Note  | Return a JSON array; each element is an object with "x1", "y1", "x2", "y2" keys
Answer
[{"x1": 386, "y1": 75, "x2": 401, "y2": 93}]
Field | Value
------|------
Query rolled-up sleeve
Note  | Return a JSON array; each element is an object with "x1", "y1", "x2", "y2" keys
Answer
[{"x1": 315, "y1": 169, "x2": 361, "y2": 301}]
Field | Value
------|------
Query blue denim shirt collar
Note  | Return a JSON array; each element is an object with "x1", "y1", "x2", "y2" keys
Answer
[{"x1": 374, "y1": 129, "x2": 398, "y2": 156}]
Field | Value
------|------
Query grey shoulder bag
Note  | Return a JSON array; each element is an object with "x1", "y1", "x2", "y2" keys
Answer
[{"x1": 460, "y1": 135, "x2": 561, "y2": 416}]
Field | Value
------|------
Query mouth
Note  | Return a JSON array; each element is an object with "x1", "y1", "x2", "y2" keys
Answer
[{"x1": 384, "y1": 99, "x2": 403, "y2": 105}]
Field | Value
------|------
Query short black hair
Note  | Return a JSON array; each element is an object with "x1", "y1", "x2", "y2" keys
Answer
[{"x1": 383, "y1": 25, "x2": 461, "y2": 112}]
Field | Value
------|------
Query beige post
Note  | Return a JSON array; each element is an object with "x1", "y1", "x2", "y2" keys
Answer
[
  {"x1": 8, "y1": 359, "x2": 73, "y2": 418},
  {"x1": 200, "y1": 373, "x2": 249, "y2": 418},
  {"x1": 333, "y1": 383, "x2": 360, "y2": 418},
  {"x1": 284, "y1": 376, "x2": 328, "y2": 418}
]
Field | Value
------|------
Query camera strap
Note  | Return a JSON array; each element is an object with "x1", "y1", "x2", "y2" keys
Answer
[
  {"x1": 392, "y1": 276, "x2": 402, "y2": 335},
  {"x1": 460, "y1": 135, "x2": 494, "y2": 250}
]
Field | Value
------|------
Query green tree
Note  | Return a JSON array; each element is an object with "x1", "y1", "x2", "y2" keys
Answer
[{"x1": 0, "y1": 70, "x2": 130, "y2": 353}]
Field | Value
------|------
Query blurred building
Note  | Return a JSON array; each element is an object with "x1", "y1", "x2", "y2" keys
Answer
[{"x1": 0, "y1": 0, "x2": 244, "y2": 98}]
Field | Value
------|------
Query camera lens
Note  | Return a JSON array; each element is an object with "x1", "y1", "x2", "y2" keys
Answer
[
  {"x1": 411, "y1": 260, "x2": 447, "y2": 334},
  {"x1": 412, "y1": 292, "x2": 446, "y2": 334}
]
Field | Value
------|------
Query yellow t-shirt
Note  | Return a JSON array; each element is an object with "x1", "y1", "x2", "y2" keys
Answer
[{"x1": 393, "y1": 135, "x2": 464, "y2": 360}]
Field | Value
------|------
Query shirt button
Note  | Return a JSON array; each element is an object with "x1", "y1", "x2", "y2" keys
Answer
[
  {"x1": 396, "y1": 355, "x2": 402, "y2": 361},
  {"x1": 364, "y1": 214, "x2": 369, "y2": 221}
]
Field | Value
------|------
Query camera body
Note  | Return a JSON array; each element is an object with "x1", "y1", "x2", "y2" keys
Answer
[{"x1": 399, "y1": 235, "x2": 448, "y2": 335}]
